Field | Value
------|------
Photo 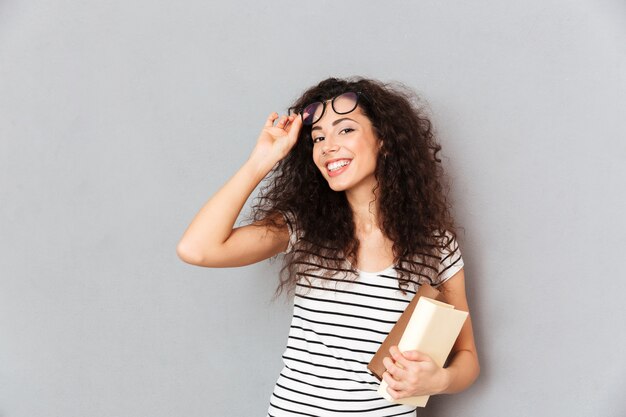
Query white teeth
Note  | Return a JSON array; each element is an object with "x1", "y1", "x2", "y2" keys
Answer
[{"x1": 327, "y1": 160, "x2": 350, "y2": 171}]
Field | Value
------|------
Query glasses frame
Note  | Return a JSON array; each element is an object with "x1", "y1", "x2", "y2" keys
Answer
[{"x1": 300, "y1": 91, "x2": 363, "y2": 126}]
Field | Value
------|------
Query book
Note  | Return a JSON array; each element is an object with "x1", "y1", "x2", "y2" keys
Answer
[
  {"x1": 368, "y1": 283, "x2": 445, "y2": 380},
  {"x1": 377, "y1": 296, "x2": 468, "y2": 407}
]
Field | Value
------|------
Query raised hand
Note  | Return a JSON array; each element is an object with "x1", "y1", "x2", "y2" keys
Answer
[{"x1": 249, "y1": 112, "x2": 303, "y2": 173}]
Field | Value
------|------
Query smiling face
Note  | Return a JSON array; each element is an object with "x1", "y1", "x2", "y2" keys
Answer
[{"x1": 310, "y1": 104, "x2": 381, "y2": 195}]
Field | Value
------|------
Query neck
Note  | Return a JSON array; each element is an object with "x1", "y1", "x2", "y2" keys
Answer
[{"x1": 345, "y1": 179, "x2": 381, "y2": 234}]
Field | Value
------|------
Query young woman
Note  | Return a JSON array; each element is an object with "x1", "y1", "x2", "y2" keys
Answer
[{"x1": 177, "y1": 77, "x2": 480, "y2": 416}]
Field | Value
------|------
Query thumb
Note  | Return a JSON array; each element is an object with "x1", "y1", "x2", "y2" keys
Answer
[{"x1": 287, "y1": 113, "x2": 304, "y2": 141}]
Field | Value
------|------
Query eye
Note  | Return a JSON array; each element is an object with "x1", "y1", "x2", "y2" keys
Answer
[
  {"x1": 312, "y1": 136, "x2": 325, "y2": 144},
  {"x1": 339, "y1": 128, "x2": 354, "y2": 135}
]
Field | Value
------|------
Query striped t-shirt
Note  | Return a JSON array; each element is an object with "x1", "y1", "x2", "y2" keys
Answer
[{"x1": 267, "y1": 225, "x2": 464, "y2": 417}]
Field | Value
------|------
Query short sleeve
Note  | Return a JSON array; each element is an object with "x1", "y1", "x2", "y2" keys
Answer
[
  {"x1": 435, "y1": 230, "x2": 464, "y2": 286},
  {"x1": 280, "y1": 210, "x2": 300, "y2": 255}
]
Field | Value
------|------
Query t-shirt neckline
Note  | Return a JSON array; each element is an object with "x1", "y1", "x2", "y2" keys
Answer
[{"x1": 355, "y1": 264, "x2": 396, "y2": 276}]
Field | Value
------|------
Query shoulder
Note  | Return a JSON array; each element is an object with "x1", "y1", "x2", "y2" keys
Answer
[
  {"x1": 432, "y1": 229, "x2": 464, "y2": 287},
  {"x1": 279, "y1": 209, "x2": 302, "y2": 255}
]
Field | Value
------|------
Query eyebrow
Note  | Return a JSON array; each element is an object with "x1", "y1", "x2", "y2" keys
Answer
[{"x1": 311, "y1": 117, "x2": 358, "y2": 131}]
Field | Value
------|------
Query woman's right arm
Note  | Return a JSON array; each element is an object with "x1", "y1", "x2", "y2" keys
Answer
[{"x1": 176, "y1": 112, "x2": 303, "y2": 267}]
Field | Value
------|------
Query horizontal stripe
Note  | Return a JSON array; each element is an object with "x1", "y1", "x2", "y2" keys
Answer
[
  {"x1": 389, "y1": 267, "x2": 434, "y2": 282},
  {"x1": 272, "y1": 392, "x2": 402, "y2": 414},
  {"x1": 288, "y1": 335, "x2": 376, "y2": 356},
  {"x1": 297, "y1": 283, "x2": 411, "y2": 304},
  {"x1": 298, "y1": 272, "x2": 410, "y2": 292},
  {"x1": 289, "y1": 325, "x2": 383, "y2": 346},
  {"x1": 275, "y1": 382, "x2": 382, "y2": 402},
  {"x1": 278, "y1": 371, "x2": 378, "y2": 393},
  {"x1": 285, "y1": 345, "x2": 369, "y2": 366},
  {"x1": 282, "y1": 355, "x2": 373, "y2": 375},
  {"x1": 268, "y1": 400, "x2": 318, "y2": 417},
  {"x1": 293, "y1": 303, "x2": 397, "y2": 325},
  {"x1": 284, "y1": 364, "x2": 379, "y2": 386},
  {"x1": 295, "y1": 294, "x2": 405, "y2": 314},
  {"x1": 292, "y1": 313, "x2": 390, "y2": 336},
  {"x1": 396, "y1": 258, "x2": 439, "y2": 273}
]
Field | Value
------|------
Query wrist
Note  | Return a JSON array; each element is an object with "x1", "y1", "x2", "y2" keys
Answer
[
  {"x1": 244, "y1": 155, "x2": 276, "y2": 182},
  {"x1": 438, "y1": 367, "x2": 454, "y2": 394}
]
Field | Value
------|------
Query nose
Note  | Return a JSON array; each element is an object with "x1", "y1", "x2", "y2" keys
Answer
[
  {"x1": 321, "y1": 143, "x2": 339, "y2": 156},
  {"x1": 321, "y1": 134, "x2": 340, "y2": 156}
]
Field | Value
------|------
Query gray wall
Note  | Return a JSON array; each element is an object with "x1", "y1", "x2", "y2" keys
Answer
[{"x1": 1, "y1": 0, "x2": 624, "y2": 416}]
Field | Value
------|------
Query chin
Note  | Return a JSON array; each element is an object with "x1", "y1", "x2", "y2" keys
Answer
[
  {"x1": 328, "y1": 184, "x2": 347, "y2": 192},
  {"x1": 325, "y1": 179, "x2": 352, "y2": 192},
  {"x1": 323, "y1": 177, "x2": 344, "y2": 191}
]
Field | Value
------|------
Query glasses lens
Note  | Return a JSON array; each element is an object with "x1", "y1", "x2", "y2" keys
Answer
[
  {"x1": 332, "y1": 92, "x2": 359, "y2": 115},
  {"x1": 302, "y1": 102, "x2": 324, "y2": 125}
]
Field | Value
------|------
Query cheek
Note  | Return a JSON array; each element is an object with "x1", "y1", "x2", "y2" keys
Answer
[
  {"x1": 312, "y1": 144, "x2": 324, "y2": 160},
  {"x1": 312, "y1": 148, "x2": 324, "y2": 171}
]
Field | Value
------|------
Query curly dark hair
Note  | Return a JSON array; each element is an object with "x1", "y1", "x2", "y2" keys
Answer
[{"x1": 251, "y1": 76, "x2": 459, "y2": 296}]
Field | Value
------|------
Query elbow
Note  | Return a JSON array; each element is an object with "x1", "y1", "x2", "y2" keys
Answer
[
  {"x1": 177, "y1": 240, "x2": 227, "y2": 267},
  {"x1": 475, "y1": 357, "x2": 481, "y2": 382},
  {"x1": 176, "y1": 240, "x2": 205, "y2": 265},
  {"x1": 467, "y1": 352, "x2": 481, "y2": 387}
]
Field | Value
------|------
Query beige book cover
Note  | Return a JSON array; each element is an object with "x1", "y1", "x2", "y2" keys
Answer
[{"x1": 377, "y1": 296, "x2": 468, "y2": 407}]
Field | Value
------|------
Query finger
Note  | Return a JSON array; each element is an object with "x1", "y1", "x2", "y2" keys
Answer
[
  {"x1": 389, "y1": 346, "x2": 414, "y2": 369},
  {"x1": 387, "y1": 385, "x2": 407, "y2": 400},
  {"x1": 283, "y1": 117, "x2": 292, "y2": 131},
  {"x1": 382, "y1": 372, "x2": 403, "y2": 398},
  {"x1": 386, "y1": 386, "x2": 402, "y2": 400},
  {"x1": 383, "y1": 356, "x2": 407, "y2": 380},
  {"x1": 286, "y1": 113, "x2": 303, "y2": 139},
  {"x1": 276, "y1": 115, "x2": 289, "y2": 127},
  {"x1": 402, "y1": 350, "x2": 431, "y2": 363},
  {"x1": 389, "y1": 346, "x2": 405, "y2": 363},
  {"x1": 264, "y1": 112, "x2": 279, "y2": 127},
  {"x1": 283, "y1": 114, "x2": 296, "y2": 126}
]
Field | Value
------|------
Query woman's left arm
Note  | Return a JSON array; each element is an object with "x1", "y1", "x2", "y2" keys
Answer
[
  {"x1": 382, "y1": 268, "x2": 480, "y2": 398},
  {"x1": 434, "y1": 267, "x2": 480, "y2": 394}
]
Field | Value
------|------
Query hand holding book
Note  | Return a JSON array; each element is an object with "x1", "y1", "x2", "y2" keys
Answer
[
  {"x1": 367, "y1": 285, "x2": 469, "y2": 407},
  {"x1": 381, "y1": 345, "x2": 451, "y2": 401}
]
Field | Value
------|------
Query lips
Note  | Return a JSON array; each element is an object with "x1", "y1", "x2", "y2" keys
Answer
[{"x1": 325, "y1": 158, "x2": 352, "y2": 177}]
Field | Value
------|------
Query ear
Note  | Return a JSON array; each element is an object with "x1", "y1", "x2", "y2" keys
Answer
[{"x1": 378, "y1": 140, "x2": 389, "y2": 159}]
